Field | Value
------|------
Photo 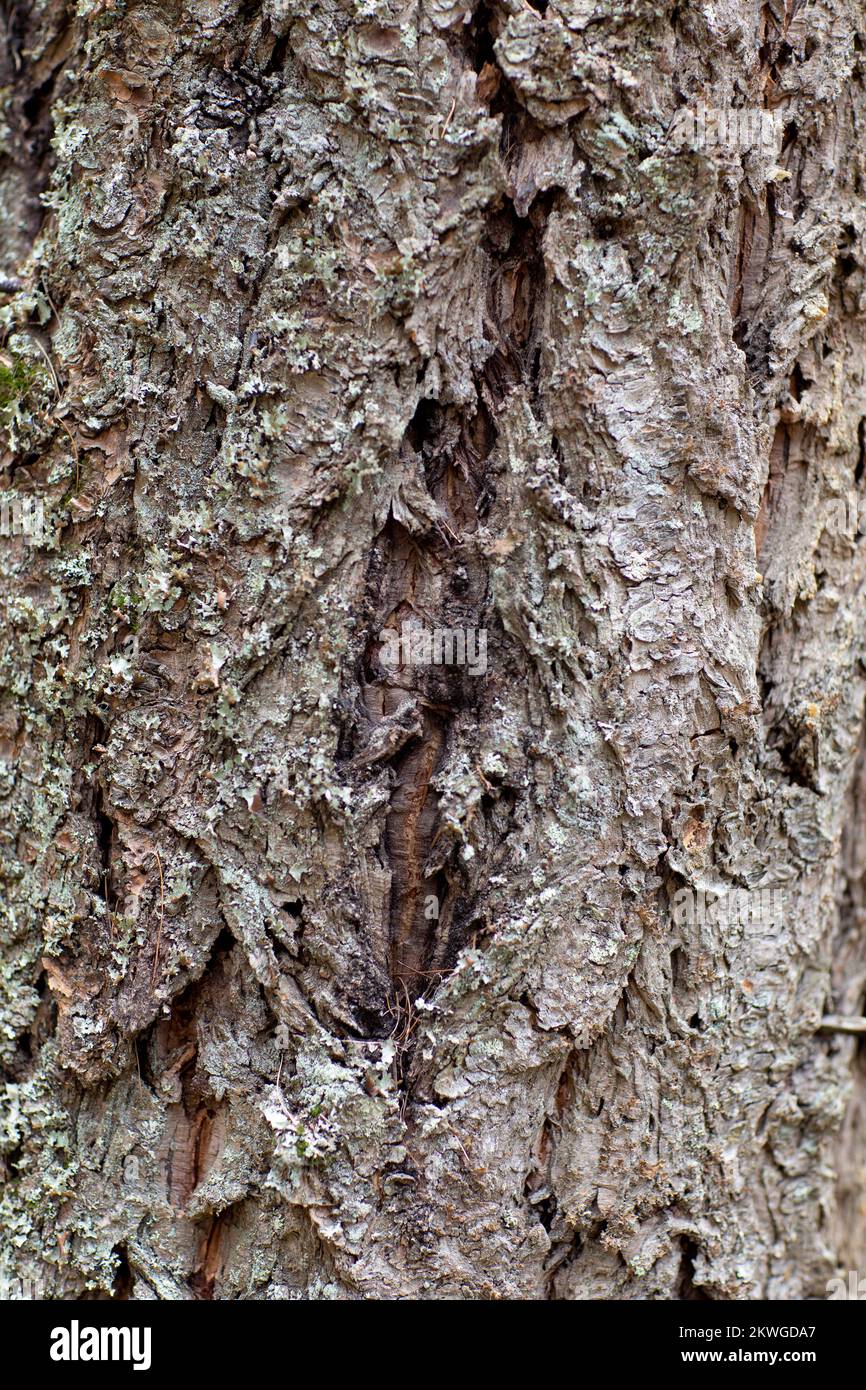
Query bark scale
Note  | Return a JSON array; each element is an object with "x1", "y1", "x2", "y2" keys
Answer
[{"x1": 1, "y1": 0, "x2": 866, "y2": 1299}]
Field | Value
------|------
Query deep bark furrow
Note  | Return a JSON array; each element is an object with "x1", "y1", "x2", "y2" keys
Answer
[{"x1": 2, "y1": 0, "x2": 866, "y2": 1301}]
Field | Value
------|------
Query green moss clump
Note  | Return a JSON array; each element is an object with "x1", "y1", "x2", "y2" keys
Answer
[{"x1": 0, "y1": 353, "x2": 37, "y2": 418}]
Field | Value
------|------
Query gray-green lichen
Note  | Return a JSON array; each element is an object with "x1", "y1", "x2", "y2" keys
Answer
[{"x1": 0, "y1": 0, "x2": 865, "y2": 1300}]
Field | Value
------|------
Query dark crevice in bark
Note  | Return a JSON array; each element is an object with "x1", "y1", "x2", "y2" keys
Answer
[
  {"x1": 543, "y1": 1230, "x2": 581, "y2": 1294},
  {"x1": 678, "y1": 1236, "x2": 713, "y2": 1299},
  {"x1": 138, "y1": 939, "x2": 238, "y2": 1241},
  {"x1": 135, "y1": 923, "x2": 234, "y2": 1087},
  {"x1": 359, "y1": 506, "x2": 481, "y2": 1035},
  {"x1": 340, "y1": 18, "x2": 556, "y2": 1072},
  {"x1": 134, "y1": 1033, "x2": 154, "y2": 1091},
  {"x1": 93, "y1": 787, "x2": 118, "y2": 913},
  {"x1": 111, "y1": 1244, "x2": 133, "y2": 1300},
  {"x1": 545, "y1": 1218, "x2": 611, "y2": 1294},
  {"x1": 74, "y1": 711, "x2": 123, "y2": 924},
  {"x1": 464, "y1": 3, "x2": 499, "y2": 75},
  {"x1": 191, "y1": 1206, "x2": 233, "y2": 1300},
  {"x1": 262, "y1": 29, "x2": 291, "y2": 78},
  {"x1": 730, "y1": 193, "x2": 773, "y2": 381},
  {"x1": 0, "y1": 979, "x2": 54, "y2": 1094},
  {"x1": 385, "y1": 704, "x2": 447, "y2": 990},
  {"x1": 525, "y1": 1111, "x2": 558, "y2": 1225},
  {"x1": 526, "y1": 1058, "x2": 582, "y2": 1292},
  {"x1": 0, "y1": 4, "x2": 73, "y2": 251},
  {"x1": 755, "y1": 377, "x2": 863, "y2": 797},
  {"x1": 766, "y1": 719, "x2": 820, "y2": 789}
]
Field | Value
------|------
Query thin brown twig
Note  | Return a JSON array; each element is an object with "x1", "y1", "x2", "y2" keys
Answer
[{"x1": 440, "y1": 95, "x2": 457, "y2": 140}]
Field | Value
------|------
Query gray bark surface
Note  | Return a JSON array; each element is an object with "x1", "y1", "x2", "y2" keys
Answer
[{"x1": 1, "y1": 0, "x2": 866, "y2": 1299}]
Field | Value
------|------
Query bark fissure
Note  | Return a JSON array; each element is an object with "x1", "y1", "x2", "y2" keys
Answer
[
  {"x1": 355, "y1": 19, "x2": 555, "y2": 1055},
  {"x1": 4, "y1": 0, "x2": 866, "y2": 1303}
]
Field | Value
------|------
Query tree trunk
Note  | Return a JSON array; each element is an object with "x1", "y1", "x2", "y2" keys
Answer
[{"x1": 1, "y1": 0, "x2": 866, "y2": 1301}]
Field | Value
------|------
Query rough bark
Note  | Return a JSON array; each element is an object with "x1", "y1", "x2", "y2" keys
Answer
[{"x1": 1, "y1": 0, "x2": 866, "y2": 1301}]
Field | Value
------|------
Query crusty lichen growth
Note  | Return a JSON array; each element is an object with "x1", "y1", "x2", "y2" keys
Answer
[{"x1": 1, "y1": 0, "x2": 866, "y2": 1301}]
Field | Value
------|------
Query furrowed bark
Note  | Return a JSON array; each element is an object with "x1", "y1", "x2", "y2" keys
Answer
[{"x1": 1, "y1": 0, "x2": 866, "y2": 1301}]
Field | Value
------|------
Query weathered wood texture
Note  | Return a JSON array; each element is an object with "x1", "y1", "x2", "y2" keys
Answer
[{"x1": 1, "y1": 0, "x2": 866, "y2": 1299}]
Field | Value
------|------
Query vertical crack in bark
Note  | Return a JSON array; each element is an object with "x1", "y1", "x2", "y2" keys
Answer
[
  {"x1": 191, "y1": 1207, "x2": 232, "y2": 1300},
  {"x1": 112, "y1": 1245, "x2": 134, "y2": 1300},
  {"x1": 0, "y1": 4, "x2": 73, "y2": 264},
  {"x1": 350, "y1": 8, "x2": 554, "y2": 1064},
  {"x1": 677, "y1": 1237, "x2": 713, "y2": 1300},
  {"x1": 74, "y1": 712, "x2": 119, "y2": 922},
  {"x1": 385, "y1": 701, "x2": 446, "y2": 991},
  {"x1": 142, "y1": 935, "x2": 235, "y2": 1296},
  {"x1": 0, "y1": 968, "x2": 51, "y2": 1086},
  {"x1": 730, "y1": 1, "x2": 797, "y2": 380},
  {"x1": 92, "y1": 786, "x2": 118, "y2": 913}
]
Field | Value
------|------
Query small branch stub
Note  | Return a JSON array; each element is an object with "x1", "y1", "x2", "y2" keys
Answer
[{"x1": 819, "y1": 1015, "x2": 866, "y2": 1036}]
